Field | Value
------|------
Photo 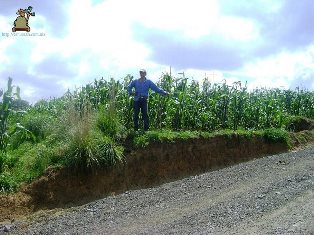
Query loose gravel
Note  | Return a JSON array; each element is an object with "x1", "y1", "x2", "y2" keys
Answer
[{"x1": 5, "y1": 146, "x2": 314, "y2": 235}]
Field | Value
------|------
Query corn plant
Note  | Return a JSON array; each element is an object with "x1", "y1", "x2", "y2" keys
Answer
[
  {"x1": 229, "y1": 81, "x2": 248, "y2": 130},
  {"x1": 0, "y1": 78, "x2": 21, "y2": 173},
  {"x1": 34, "y1": 74, "x2": 314, "y2": 136},
  {"x1": 0, "y1": 78, "x2": 21, "y2": 153}
]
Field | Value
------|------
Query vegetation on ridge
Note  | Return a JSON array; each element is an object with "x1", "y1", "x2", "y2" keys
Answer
[{"x1": 0, "y1": 74, "x2": 314, "y2": 192}]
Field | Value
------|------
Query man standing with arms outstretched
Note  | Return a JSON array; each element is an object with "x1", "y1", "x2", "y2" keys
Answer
[{"x1": 127, "y1": 69, "x2": 169, "y2": 131}]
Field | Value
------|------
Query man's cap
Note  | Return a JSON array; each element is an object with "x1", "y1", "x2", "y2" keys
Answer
[{"x1": 139, "y1": 69, "x2": 146, "y2": 73}]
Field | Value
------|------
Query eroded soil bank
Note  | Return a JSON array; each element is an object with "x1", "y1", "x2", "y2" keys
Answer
[
  {"x1": 1, "y1": 133, "x2": 293, "y2": 222},
  {"x1": 9, "y1": 146, "x2": 314, "y2": 234}
]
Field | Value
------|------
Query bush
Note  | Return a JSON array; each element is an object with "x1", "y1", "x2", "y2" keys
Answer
[
  {"x1": 53, "y1": 104, "x2": 125, "y2": 172},
  {"x1": 9, "y1": 123, "x2": 35, "y2": 150},
  {"x1": 285, "y1": 116, "x2": 314, "y2": 132},
  {"x1": 263, "y1": 128, "x2": 290, "y2": 145},
  {"x1": 23, "y1": 113, "x2": 52, "y2": 142},
  {"x1": 0, "y1": 171, "x2": 17, "y2": 192},
  {"x1": 6, "y1": 143, "x2": 52, "y2": 184},
  {"x1": 7, "y1": 108, "x2": 49, "y2": 150}
]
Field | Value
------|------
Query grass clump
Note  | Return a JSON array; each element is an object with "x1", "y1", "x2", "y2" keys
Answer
[
  {"x1": 63, "y1": 128, "x2": 124, "y2": 172},
  {"x1": 132, "y1": 130, "x2": 200, "y2": 148},
  {"x1": 263, "y1": 128, "x2": 290, "y2": 146},
  {"x1": 52, "y1": 102, "x2": 125, "y2": 172},
  {"x1": 97, "y1": 106, "x2": 126, "y2": 141}
]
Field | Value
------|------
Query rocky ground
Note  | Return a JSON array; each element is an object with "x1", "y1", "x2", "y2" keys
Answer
[{"x1": 2, "y1": 145, "x2": 313, "y2": 234}]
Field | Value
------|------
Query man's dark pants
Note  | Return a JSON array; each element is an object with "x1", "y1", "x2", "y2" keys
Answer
[{"x1": 134, "y1": 97, "x2": 149, "y2": 131}]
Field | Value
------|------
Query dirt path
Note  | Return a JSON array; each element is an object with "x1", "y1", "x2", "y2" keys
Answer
[
  {"x1": 230, "y1": 190, "x2": 314, "y2": 234},
  {"x1": 5, "y1": 146, "x2": 314, "y2": 234}
]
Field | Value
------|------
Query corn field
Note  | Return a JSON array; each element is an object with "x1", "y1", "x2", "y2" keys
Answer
[{"x1": 50, "y1": 74, "x2": 314, "y2": 132}]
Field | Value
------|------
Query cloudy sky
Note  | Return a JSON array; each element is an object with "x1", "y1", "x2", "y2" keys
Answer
[{"x1": 0, "y1": 0, "x2": 314, "y2": 103}]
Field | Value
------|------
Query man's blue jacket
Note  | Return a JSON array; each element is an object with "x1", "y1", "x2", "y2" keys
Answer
[{"x1": 127, "y1": 78, "x2": 167, "y2": 101}]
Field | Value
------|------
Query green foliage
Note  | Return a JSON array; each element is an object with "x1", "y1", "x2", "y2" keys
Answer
[
  {"x1": 210, "y1": 129, "x2": 256, "y2": 139},
  {"x1": 9, "y1": 123, "x2": 35, "y2": 150},
  {"x1": 263, "y1": 128, "x2": 290, "y2": 145},
  {"x1": 0, "y1": 171, "x2": 17, "y2": 192},
  {"x1": 22, "y1": 113, "x2": 51, "y2": 142},
  {"x1": 57, "y1": 74, "x2": 314, "y2": 132},
  {"x1": 97, "y1": 106, "x2": 126, "y2": 140},
  {"x1": 0, "y1": 152, "x2": 5, "y2": 174},
  {"x1": 50, "y1": 101, "x2": 125, "y2": 172},
  {"x1": 64, "y1": 129, "x2": 124, "y2": 172},
  {"x1": 132, "y1": 130, "x2": 200, "y2": 148},
  {"x1": 0, "y1": 77, "x2": 21, "y2": 154},
  {"x1": 0, "y1": 142, "x2": 54, "y2": 191},
  {"x1": 146, "y1": 76, "x2": 314, "y2": 131},
  {"x1": 0, "y1": 140, "x2": 73, "y2": 192},
  {"x1": 131, "y1": 128, "x2": 290, "y2": 148},
  {"x1": 285, "y1": 116, "x2": 314, "y2": 132},
  {"x1": 0, "y1": 78, "x2": 28, "y2": 174},
  {"x1": 2, "y1": 74, "x2": 314, "y2": 192}
]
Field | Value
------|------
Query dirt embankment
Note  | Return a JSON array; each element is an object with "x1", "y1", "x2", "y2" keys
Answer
[
  {"x1": 8, "y1": 143, "x2": 314, "y2": 234},
  {"x1": 1, "y1": 128, "x2": 314, "y2": 223},
  {"x1": 25, "y1": 135, "x2": 287, "y2": 205}
]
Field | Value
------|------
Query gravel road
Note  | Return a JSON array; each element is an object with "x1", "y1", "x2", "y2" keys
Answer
[{"x1": 5, "y1": 146, "x2": 314, "y2": 234}]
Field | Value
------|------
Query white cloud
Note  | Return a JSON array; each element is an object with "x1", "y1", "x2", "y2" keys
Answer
[
  {"x1": 239, "y1": 45, "x2": 314, "y2": 90},
  {"x1": 59, "y1": 0, "x2": 152, "y2": 72},
  {"x1": 0, "y1": 39, "x2": 13, "y2": 65},
  {"x1": 131, "y1": 0, "x2": 219, "y2": 38},
  {"x1": 216, "y1": 16, "x2": 259, "y2": 41}
]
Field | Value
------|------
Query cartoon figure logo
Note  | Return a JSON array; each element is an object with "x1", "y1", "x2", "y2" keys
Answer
[{"x1": 12, "y1": 6, "x2": 35, "y2": 32}]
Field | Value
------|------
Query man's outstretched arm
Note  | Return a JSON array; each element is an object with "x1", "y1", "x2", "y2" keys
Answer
[{"x1": 149, "y1": 80, "x2": 168, "y2": 96}]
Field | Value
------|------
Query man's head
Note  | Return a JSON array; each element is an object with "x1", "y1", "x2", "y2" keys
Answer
[{"x1": 139, "y1": 69, "x2": 146, "y2": 78}]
